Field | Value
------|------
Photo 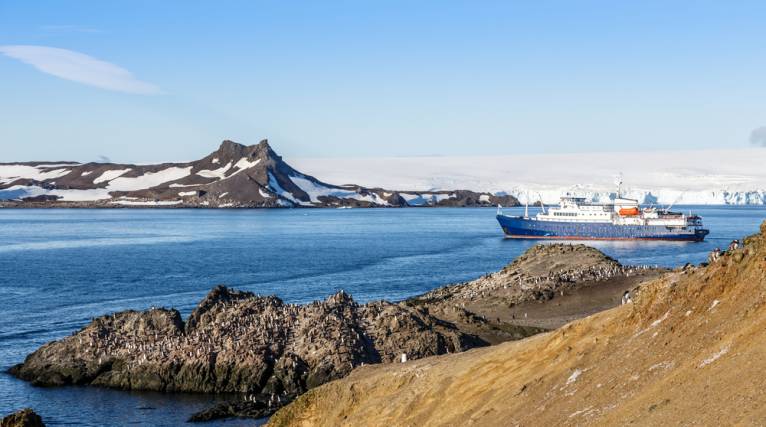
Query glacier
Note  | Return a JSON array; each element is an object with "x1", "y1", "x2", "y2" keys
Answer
[{"x1": 289, "y1": 148, "x2": 766, "y2": 205}]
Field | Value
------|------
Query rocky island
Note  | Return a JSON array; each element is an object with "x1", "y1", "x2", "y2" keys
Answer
[
  {"x1": 10, "y1": 286, "x2": 484, "y2": 419},
  {"x1": 10, "y1": 244, "x2": 661, "y2": 421},
  {"x1": 0, "y1": 140, "x2": 519, "y2": 209}
]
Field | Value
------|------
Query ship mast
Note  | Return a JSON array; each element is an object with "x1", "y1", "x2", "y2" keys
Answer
[
  {"x1": 537, "y1": 193, "x2": 546, "y2": 214},
  {"x1": 614, "y1": 173, "x2": 623, "y2": 199}
]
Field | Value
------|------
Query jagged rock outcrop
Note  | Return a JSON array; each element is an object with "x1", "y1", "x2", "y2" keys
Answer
[
  {"x1": 0, "y1": 409, "x2": 44, "y2": 427},
  {"x1": 414, "y1": 244, "x2": 635, "y2": 303},
  {"x1": 0, "y1": 140, "x2": 519, "y2": 208},
  {"x1": 10, "y1": 287, "x2": 484, "y2": 418},
  {"x1": 268, "y1": 222, "x2": 766, "y2": 426}
]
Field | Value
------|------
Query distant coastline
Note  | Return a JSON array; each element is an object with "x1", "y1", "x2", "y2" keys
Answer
[{"x1": 0, "y1": 140, "x2": 519, "y2": 209}]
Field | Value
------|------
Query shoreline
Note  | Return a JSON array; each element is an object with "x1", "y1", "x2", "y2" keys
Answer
[{"x1": 8, "y1": 243, "x2": 664, "y2": 422}]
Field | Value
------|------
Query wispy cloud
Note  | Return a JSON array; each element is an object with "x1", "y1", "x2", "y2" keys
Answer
[
  {"x1": 0, "y1": 45, "x2": 160, "y2": 95},
  {"x1": 750, "y1": 126, "x2": 766, "y2": 147}
]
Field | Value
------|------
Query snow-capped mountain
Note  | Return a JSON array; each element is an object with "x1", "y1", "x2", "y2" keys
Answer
[
  {"x1": 289, "y1": 149, "x2": 766, "y2": 205},
  {"x1": 0, "y1": 140, "x2": 519, "y2": 208}
]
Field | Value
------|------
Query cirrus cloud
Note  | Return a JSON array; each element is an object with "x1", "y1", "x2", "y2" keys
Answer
[{"x1": 0, "y1": 45, "x2": 160, "y2": 95}]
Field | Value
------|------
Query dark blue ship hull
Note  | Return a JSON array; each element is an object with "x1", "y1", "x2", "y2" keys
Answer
[{"x1": 496, "y1": 215, "x2": 708, "y2": 242}]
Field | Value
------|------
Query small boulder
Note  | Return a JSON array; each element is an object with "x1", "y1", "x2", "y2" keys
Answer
[{"x1": 1, "y1": 408, "x2": 44, "y2": 427}]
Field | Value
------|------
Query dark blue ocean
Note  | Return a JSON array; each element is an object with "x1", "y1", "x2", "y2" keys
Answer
[{"x1": 1, "y1": 206, "x2": 764, "y2": 426}]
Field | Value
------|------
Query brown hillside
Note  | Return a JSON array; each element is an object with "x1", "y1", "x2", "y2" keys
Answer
[{"x1": 269, "y1": 222, "x2": 766, "y2": 426}]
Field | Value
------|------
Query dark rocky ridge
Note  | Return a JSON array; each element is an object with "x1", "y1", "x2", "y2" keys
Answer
[
  {"x1": 0, "y1": 140, "x2": 520, "y2": 208},
  {"x1": 10, "y1": 286, "x2": 485, "y2": 419}
]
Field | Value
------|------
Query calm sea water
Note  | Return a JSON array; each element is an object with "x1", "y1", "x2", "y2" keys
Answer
[{"x1": 1, "y1": 206, "x2": 764, "y2": 425}]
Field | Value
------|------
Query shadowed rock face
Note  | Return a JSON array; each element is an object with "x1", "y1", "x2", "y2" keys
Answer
[
  {"x1": 10, "y1": 286, "x2": 484, "y2": 400},
  {"x1": 0, "y1": 408, "x2": 44, "y2": 427}
]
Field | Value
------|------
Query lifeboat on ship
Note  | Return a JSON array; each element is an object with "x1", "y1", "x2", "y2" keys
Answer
[{"x1": 619, "y1": 207, "x2": 640, "y2": 216}]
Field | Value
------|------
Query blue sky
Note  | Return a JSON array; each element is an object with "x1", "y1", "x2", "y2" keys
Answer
[{"x1": 2, "y1": 1, "x2": 766, "y2": 162}]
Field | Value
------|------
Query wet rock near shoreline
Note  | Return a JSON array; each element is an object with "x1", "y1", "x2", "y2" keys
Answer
[
  {"x1": 10, "y1": 286, "x2": 485, "y2": 400},
  {"x1": 1, "y1": 409, "x2": 44, "y2": 427},
  {"x1": 188, "y1": 393, "x2": 295, "y2": 422}
]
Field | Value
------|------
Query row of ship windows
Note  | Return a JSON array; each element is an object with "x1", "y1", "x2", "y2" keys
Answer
[{"x1": 553, "y1": 212, "x2": 608, "y2": 217}]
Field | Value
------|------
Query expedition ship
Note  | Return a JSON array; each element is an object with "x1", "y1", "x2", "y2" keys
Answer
[{"x1": 496, "y1": 185, "x2": 709, "y2": 242}]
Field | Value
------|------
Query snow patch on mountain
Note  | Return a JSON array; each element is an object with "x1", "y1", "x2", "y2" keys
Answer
[
  {"x1": 106, "y1": 166, "x2": 192, "y2": 191},
  {"x1": 233, "y1": 158, "x2": 261, "y2": 172},
  {"x1": 0, "y1": 185, "x2": 112, "y2": 201},
  {"x1": 0, "y1": 165, "x2": 73, "y2": 184},
  {"x1": 289, "y1": 175, "x2": 386, "y2": 205},
  {"x1": 93, "y1": 168, "x2": 132, "y2": 184},
  {"x1": 197, "y1": 162, "x2": 233, "y2": 179},
  {"x1": 267, "y1": 172, "x2": 298, "y2": 205}
]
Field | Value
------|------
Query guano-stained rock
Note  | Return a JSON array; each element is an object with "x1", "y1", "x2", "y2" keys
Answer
[{"x1": 10, "y1": 287, "x2": 484, "y2": 400}]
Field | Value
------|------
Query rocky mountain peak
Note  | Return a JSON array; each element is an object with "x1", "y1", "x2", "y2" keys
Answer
[
  {"x1": 214, "y1": 140, "x2": 254, "y2": 160},
  {"x1": 256, "y1": 138, "x2": 271, "y2": 150},
  {"x1": 211, "y1": 139, "x2": 280, "y2": 166}
]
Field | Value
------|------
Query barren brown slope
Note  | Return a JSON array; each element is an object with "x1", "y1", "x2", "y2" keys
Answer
[{"x1": 269, "y1": 222, "x2": 766, "y2": 427}]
